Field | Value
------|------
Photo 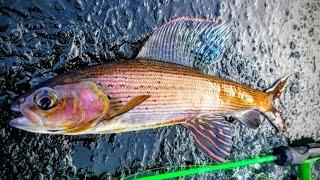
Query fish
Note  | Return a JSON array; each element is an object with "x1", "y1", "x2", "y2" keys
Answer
[{"x1": 9, "y1": 17, "x2": 288, "y2": 163}]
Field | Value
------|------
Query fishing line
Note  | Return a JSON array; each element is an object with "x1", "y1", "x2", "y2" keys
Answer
[
  {"x1": 124, "y1": 144, "x2": 320, "y2": 180},
  {"x1": 123, "y1": 155, "x2": 276, "y2": 180}
]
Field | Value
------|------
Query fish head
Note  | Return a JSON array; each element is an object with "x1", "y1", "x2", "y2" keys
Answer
[{"x1": 10, "y1": 79, "x2": 110, "y2": 134}]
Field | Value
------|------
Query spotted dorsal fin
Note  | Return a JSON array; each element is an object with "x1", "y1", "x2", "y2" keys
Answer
[{"x1": 137, "y1": 17, "x2": 232, "y2": 71}]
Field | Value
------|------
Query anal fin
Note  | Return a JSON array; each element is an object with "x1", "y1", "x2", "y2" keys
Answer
[
  {"x1": 230, "y1": 109, "x2": 262, "y2": 129},
  {"x1": 185, "y1": 114, "x2": 232, "y2": 163}
]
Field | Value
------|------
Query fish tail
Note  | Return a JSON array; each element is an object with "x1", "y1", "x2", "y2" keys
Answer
[{"x1": 264, "y1": 75, "x2": 290, "y2": 132}]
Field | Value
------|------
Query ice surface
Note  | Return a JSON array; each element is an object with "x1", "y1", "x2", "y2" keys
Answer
[{"x1": 0, "y1": 0, "x2": 319, "y2": 179}]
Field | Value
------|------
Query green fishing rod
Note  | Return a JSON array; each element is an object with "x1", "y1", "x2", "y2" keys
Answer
[{"x1": 131, "y1": 144, "x2": 320, "y2": 180}]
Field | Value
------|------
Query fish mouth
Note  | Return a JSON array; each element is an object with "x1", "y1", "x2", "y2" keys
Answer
[
  {"x1": 9, "y1": 117, "x2": 63, "y2": 134},
  {"x1": 9, "y1": 117, "x2": 29, "y2": 127},
  {"x1": 10, "y1": 100, "x2": 40, "y2": 132},
  {"x1": 9, "y1": 116, "x2": 43, "y2": 133}
]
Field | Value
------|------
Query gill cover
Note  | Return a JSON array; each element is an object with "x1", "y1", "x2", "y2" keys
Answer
[{"x1": 59, "y1": 81, "x2": 110, "y2": 134}]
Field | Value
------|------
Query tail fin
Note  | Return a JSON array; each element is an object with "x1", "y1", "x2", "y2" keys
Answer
[{"x1": 264, "y1": 75, "x2": 290, "y2": 132}]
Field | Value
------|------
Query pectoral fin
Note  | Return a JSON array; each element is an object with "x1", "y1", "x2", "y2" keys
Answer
[
  {"x1": 108, "y1": 95, "x2": 151, "y2": 120},
  {"x1": 64, "y1": 95, "x2": 150, "y2": 134},
  {"x1": 230, "y1": 109, "x2": 262, "y2": 129},
  {"x1": 64, "y1": 118, "x2": 100, "y2": 134},
  {"x1": 185, "y1": 114, "x2": 232, "y2": 163}
]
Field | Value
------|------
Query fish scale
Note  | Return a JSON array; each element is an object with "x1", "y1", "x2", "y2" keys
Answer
[{"x1": 79, "y1": 60, "x2": 270, "y2": 133}]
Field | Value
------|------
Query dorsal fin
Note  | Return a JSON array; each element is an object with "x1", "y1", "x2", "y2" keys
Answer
[{"x1": 137, "y1": 17, "x2": 232, "y2": 71}]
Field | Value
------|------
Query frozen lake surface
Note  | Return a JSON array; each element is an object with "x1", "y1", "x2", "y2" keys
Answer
[{"x1": 0, "y1": 0, "x2": 319, "y2": 179}]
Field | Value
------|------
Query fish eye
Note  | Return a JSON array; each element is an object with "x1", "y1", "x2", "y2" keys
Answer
[{"x1": 34, "y1": 87, "x2": 58, "y2": 110}]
